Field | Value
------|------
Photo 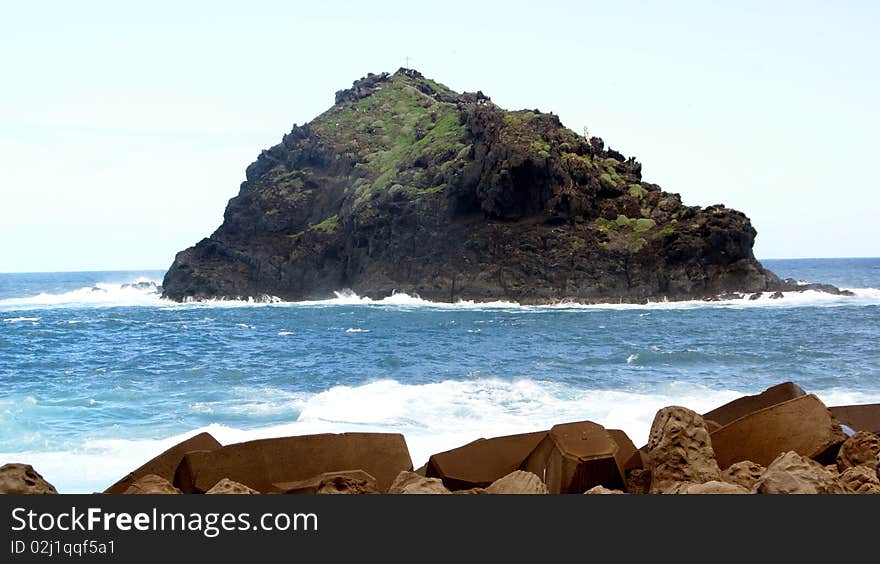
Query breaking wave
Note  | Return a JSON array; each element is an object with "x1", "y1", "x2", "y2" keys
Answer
[
  {"x1": 3, "y1": 276, "x2": 877, "y2": 312},
  {"x1": 4, "y1": 378, "x2": 879, "y2": 493},
  {"x1": 0, "y1": 278, "x2": 164, "y2": 310}
]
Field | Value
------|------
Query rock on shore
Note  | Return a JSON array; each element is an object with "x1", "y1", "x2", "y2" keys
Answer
[{"x1": 3, "y1": 382, "x2": 878, "y2": 495}]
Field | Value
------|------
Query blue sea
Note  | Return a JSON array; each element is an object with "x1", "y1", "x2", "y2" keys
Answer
[{"x1": 1, "y1": 258, "x2": 879, "y2": 492}]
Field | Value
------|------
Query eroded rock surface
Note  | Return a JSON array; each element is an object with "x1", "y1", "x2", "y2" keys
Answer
[
  {"x1": 123, "y1": 474, "x2": 182, "y2": 494},
  {"x1": 485, "y1": 471, "x2": 548, "y2": 494},
  {"x1": 836, "y1": 431, "x2": 880, "y2": 472},
  {"x1": 721, "y1": 461, "x2": 765, "y2": 490},
  {"x1": 645, "y1": 407, "x2": 721, "y2": 493},
  {"x1": 388, "y1": 471, "x2": 450, "y2": 494},
  {"x1": 206, "y1": 478, "x2": 259, "y2": 494},
  {"x1": 0, "y1": 463, "x2": 57, "y2": 494},
  {"x1": 753, "y1": 451, "x2": 850, "y2": 494}
]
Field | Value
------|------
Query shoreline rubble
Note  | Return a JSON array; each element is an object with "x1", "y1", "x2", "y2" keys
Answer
[{"x1": 2, "y1": 383, "x2": 878, "y2": 495}]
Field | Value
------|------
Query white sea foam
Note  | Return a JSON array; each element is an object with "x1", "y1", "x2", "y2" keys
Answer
[
  {"x1": 8, "y1": 378, "x2": 880, "y2": 493},
  {"x1": 345, "y1": 328, "x2": 370, "y2": 333},
  {"x1": 0, "y1": 279, "x2": 165, "y2": 310},
  {"x1": 240, "y1": 287, "x2": 880, "y2": 311},
  {"x1": 2, "y1": 317, "x2": 40, "y2": 323},
  {"x1": 3, "y1": 278, "x2": 878, "y2": 312}
]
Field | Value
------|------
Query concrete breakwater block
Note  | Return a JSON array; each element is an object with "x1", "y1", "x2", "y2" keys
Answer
[
  {"x1": 710, "y1": 394, "x2": 846, "y2": 469},
  {"x1": 521, "y1": 421, "x2": 633, "y2": 493},
  {"x1": 105, "y1": 432, "x2": 222, "y2": 494},
  {"x1": 426, "y1": 431, "x2": 548, "y2": 490},
  {"x1": 702, "y1": 382, "x2": 806, "y2": 427},
  {"x1": 173, "y1": 432, "x2": 412, "y2": 493},
  {"x1": 830, "y1": 403, "x2": 880, "y2": 435}
]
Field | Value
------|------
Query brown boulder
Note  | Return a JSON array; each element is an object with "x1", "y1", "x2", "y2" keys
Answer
[
  {"x1": 0, "y1": 463, "x2": 57, "y2": 494},
  {"x1": 829, "y1": 403, "x2": 880, "y2": 434},
  {"x1": 753, "y1": 451, "x2": 851, "y2": 494},
  {"x1": 710, "y1": 394, "x2": 846, "y2": 469},
  {"x1": 123, "y1": 474, "x2": 182, "y2": 494},
  {"x1": 838, "y1": 466, "x2": 880, "y2": 494},
  {"x1": 426, "y1": 430, "x2": 547, "y2": 490},
  {"x1": 174, "y1": 433, "x2": 412, "y2": 493},
  {"x1": 316, "y1": 475, "x2": 379, "y2": 494},
  {"x1": 274, "y1": 470, "x2": 378, "y2": 494},
  {"x1": 703, "y1": 382, "x2": 806, "y2": 427},
  {"x1": 521, "y1": 421, "x2": 628, "y2": 494},
  {"x1": 625, "y1": 468, "x2": 651, "y2": 494},
  {"x1": 206, "y1": 478, "x2": 258, "y2": 494},
  {"x1": 584, "y1": 485, "x2": 625, "y2": 494},
  {"x1": 105, "y1": 432, "x2": 222, "y2": 494},
  {"x1": 720, "y1": 461, "x2": 765, "y2": 490},
  {"x1": 387, "y1": 471, "x2": 450, "y2": 494},
  {"x1": 678, "y1": 480, "x2": 751, "y2": 494},
  {"x1": 485, "y1": 471, "x2": 548, "y2": 494},
  {"x1": 645, "y1": 407, "x2": 721, "y2": 494},
  {"x1": 836, "y1": 431, "x2": 880, "y2": 472}
]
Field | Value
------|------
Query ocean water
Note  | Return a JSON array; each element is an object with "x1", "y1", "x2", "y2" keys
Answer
[{"x1": 1, "y1": 258, "x2": 878, "y2": 493}]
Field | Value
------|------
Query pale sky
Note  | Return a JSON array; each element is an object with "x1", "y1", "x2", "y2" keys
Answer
[{"x1": 1, "y1": 0, "x2": 877, "y2": 272}]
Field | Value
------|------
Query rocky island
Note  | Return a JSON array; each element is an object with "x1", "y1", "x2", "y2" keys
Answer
[{"x1": 162, "y1": 69, "x2": 846, "y2": 303}]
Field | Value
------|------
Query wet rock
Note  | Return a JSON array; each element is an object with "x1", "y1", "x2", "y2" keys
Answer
[
  {"x1": 645, "y1": 407, "x2": 721, "y2": 493},
  {"x1": 753, "y1": 451, "x2": 851, "y2": 494},
  {"x1": 710, "y1": 394, "x2": 846, "y2": 468},
  {"x1": 485, "y1": 471, "x2": 548, "y2": 494},
  {"x1": 123, "y1": 474, "x2": 182, "y2": 494},
  {"x1": 0, "y1": 463, "x2": 57, "y2": 494},
  {"x1": 105, "y1": 432, "x2": 222, "y2": 494},
  {"x1": 174, "y1": 433, "x2": 412, "y2": 493},
  {"x1": 584, "y1": 485, "x2": 625, "y2": 494},
  {"x1": 838, "y1": 466, "x2": 880, "y2": 494},
  {"x1": 426, "y1": 430, "x2": 547, "y2": 490},
  {"x1": 836, "y1": 431, "x2": 880, "y2": 472},
  {"x1": 721, "y1": 461, "x2": 765, "y2": 490},
  {"x1": 387, "y1": 471, "x2": 450, "y2": 494},
  {"x1": 206, "y1": 478, "x2": 259, "y2": 494}
]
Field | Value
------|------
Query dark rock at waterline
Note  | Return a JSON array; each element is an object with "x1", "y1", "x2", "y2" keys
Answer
[
  {"x1": 161, "y1": 68, "x2": 848, "y2": 304},
  {"x1": 122, "y1": 281, "x2": 162, "y2": 292},
  {"x1": 777, "y1": 278, "x2": 854, "y2": 296}
]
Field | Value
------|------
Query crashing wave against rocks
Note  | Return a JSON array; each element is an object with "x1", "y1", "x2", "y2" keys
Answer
[{"x1": 5, "y1": 382, "x2": 878, "y2": 494}]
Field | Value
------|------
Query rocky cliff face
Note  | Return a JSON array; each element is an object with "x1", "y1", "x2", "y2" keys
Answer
[{"x1": 162, "y1": 69, "x2": 801, "y2": 303}]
